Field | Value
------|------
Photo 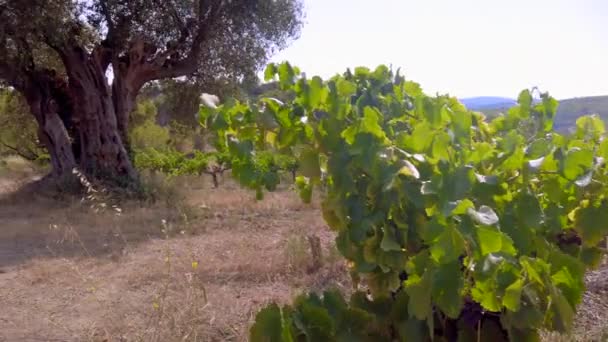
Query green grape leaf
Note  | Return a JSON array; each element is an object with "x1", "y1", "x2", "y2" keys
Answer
[
  {"x1": 308, "y1": 76, "x2": 326, "y2": 109},
  {"x1": 431, "y1": 261, "x2": 464, "y2": 318},
  {"x1": 548, "y1": 248, "x2": 585, "y2": 306},
  {"x1": 299, "y1": 148, "x2": 321, "y2": 179},
  {"x1": 575, "y1": 115, "x2": 605, "y2": 140},
  {"x1": 444, "y1": 166, "x2": 474, "y2": 201},
  {"x1": 573, "y1": 200, "x2": 608, "y2": 246},
  {"x1": 472, "y1": 280, "x2": 502, "y2": 312},
  {"x1": 476, "y1": 226, "x2": 516, "y2": 256},
  {"x1": 405, "y1": 270, "x2": 433, "y2": 320},
  {"x1": 336, "y1": 79, "x2": 357, "y2": 97},
  {"x1": 278, "y1": 63, "x2": 296, "y2": 89},
  {"x1": 250, "y1": 303, "x2": 289, "y2": 342},
  {"x1": 598, "y1": 139, "x2": 608, "y2": 159},
  {"x1": 431, "y1": 131, "x2": 451, "y2": 161},
  {"x1": 430, "y1": 226, "x2": 465, "y2": 264},
  {"x1": 420, "y1": 97, "x2": 441, "y2": 126},
  {"x1": 452, "y1": 109, "x2": 472, "y2": 142},
  {"x1": 516, "y1": 191, "x2": 543, "y2": 229},
  {"x1": 295, "y1": 176, "x2": 313, "y2": 204},
  {"x1": 295, "y1": 301, "x2": 335, "y2": 340},
  {"x1": 580, "y1": 247, "x2": 603, "y2": 269},
  {"x1": 468, "y1": 142, "x2": 495, "y2": 164},
  {"x1": 354, "y1": 66, "x2": 370, "y2": 78},
  {"x1": 550, "y1": 288, "x2": 575, "y2": 332},
  {"x1": 518, "y1": 90, "x2": 533, "y2": 114},
  {"x1": 451, "y1": 199, "x2": 474, "y2": 215},
  {"x1": 341, "y1": 107, "x2": 387, "y2": 144},
  {"x1": 264, "y1": 63, "x2": 277, "y2": 82},
  {"x1": 258, "y1": 109, "x2": 280, "y2": 130},
  {"x1": 398, "y1": 121, "x2": 434, "y2": 152},
  {"x1": 525, "y1": 138, "x2": 552, "y2": 159},
  {"x1": 503, "y1": 278, "x2": 524, "y2": 312},
  {"x1": 502, "y1": 148, "x2": 525, "y2": 171},
  {"x1": 562, "y1": 148, "x2": 593, "y2": 180},
  {"x1": 380, "y1": 227, "x2": 402, "y2": 252},
  {"x1": 520, "y1": 257, "x2": 548, "y2": 286},
  {"x1": 404, "y1": 81, "x2": 423, "y2": 96},
  {"x1": 501, "y1": 130, "x2": 525, "y2": 154}
]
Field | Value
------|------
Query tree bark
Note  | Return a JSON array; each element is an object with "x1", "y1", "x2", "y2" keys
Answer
[
  {"x1": 21, "y1": 71, "x2": 77, "y2": 178},
  {"x1": 112, "y1": 64, "x2": 144, "y2": 151},
  {"x1": 61, "y1": 46, "x2": 137, "y2": 183},
  {"x1": 111, "y1": 77, "x2": 136, "y2": 150}
]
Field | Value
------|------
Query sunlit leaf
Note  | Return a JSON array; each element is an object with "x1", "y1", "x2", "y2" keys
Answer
[{"x1": 467, "y1": 206, "x2": 499, "y2": 226}]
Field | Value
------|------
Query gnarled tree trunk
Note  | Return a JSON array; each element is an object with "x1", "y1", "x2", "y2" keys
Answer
[
  {"x1": 22, "y1": 70, "x2": 77, "y2": 178},
  {"x1": 4, "y1": 34, "x2": 202, "y2": 187},
  {"x1": 111, "y1": 69, "x2": 140, "y2": 151},
  {"x1": 61, "y1": 46, "x2": 137, "y2": 184}
]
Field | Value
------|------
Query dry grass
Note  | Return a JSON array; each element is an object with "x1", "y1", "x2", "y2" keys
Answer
[
  {"x1": 0, "y1": 165, "x2": 606, "y2": 341},
  {"x1": 0, "y1": 172, "x2": 349, "y2": 342},
  {"x1": 0, "y1": 156, "x2": 44, "y2": 194}
]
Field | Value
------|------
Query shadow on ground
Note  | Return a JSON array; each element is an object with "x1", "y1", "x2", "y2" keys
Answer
[{"x1": 0, "y1": 176, "x2": 197, "y2": 269}]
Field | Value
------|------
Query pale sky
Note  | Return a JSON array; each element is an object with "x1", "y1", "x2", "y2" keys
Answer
[{"x1": 267, "y1": 0, "x2": 608, "y2": 99}]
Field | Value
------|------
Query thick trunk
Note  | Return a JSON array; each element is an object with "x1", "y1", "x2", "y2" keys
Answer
[
  {"x1": 111, "y1": 74, "x2": 139, "y2": 150},
  {"x1": 38, "y1": 112, "x2": 76, "y2": 176},
  {"x1": 77, "y1": 93, "x2": 136, "y2": 182},
  {"x1": 16, "y1": 34, "x2": 202, "y2": 186},
  {"x1": 63, "y1": 47, "x2": 137, "y2": 183},
  {"x1": 23, "y1": 71, "x2": 77, "y2": 178}
]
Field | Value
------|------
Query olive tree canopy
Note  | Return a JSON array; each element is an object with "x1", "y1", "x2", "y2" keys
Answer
[{"x1": 0, "y1": 0, "x2": 303, "y2": 184}]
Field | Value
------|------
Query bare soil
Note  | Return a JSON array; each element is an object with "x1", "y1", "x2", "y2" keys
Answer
[{"x1": 0, "y1": 172, "x2": 606, "y2": 342}]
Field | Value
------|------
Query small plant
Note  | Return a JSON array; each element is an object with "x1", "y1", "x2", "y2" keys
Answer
[
  {"x1": 205, "y1": 62, "x2": 608, "y2": 341},
  {"x1": 285, "y1": 234, "x2": 310, "y2": 271}
]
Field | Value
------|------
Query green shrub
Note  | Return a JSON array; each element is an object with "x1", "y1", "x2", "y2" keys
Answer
[
  {"x1": 130, "y1": 121, "x2": 171, "y2": 151},
  {"x1": 205, "y1": 62, "x2": 608, "y2": 341},
  {"x1": 0, "y1": 88, "x2": 46, "y2": 161}
]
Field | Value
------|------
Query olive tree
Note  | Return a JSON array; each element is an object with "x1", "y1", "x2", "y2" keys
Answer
[{"x1": 0, "y1": 0, "x2": 303, "y2": 185}]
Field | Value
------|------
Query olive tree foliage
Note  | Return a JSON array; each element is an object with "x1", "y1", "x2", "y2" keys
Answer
[
  {"x1": 0, "y1": 87, "x2": 47, "y2": 161},
  {"x1": 129, "y1": 99, "x2": 171, "y2": 151},
  {"x1": 0, "y1": 0, "x2": 303, "y2": 185}
]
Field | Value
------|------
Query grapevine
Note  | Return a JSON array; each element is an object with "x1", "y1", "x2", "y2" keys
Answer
[
  {"x1": 134, "y1": 148, "x2": 297, "y2": 189},
  {"x1": 203, "y1": 62, "x2": 608, "y2": 341}
]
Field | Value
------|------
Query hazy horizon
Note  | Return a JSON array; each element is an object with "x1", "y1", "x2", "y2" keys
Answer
[{"x1": 266, "y1": 0, "x2": 608, "y2": 100}]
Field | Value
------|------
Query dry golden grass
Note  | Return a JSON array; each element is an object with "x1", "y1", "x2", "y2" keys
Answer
[
  {"x1": 0, "y1": 164, "x2": 606, "y2": 341},
  {"x1": 0, "y1": 171, "x2": 349, "y2": 342}
]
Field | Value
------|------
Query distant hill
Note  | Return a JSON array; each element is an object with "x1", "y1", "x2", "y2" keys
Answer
[
  {"x1": 463, "y1": 95, "x2": 608, "y2": 133},
  {"x1": 459, "y1": 97, "x2": 517, "y2": 110},
  {"x1": 552, "y1": 96, "x2": 608, "y2": 133}
]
